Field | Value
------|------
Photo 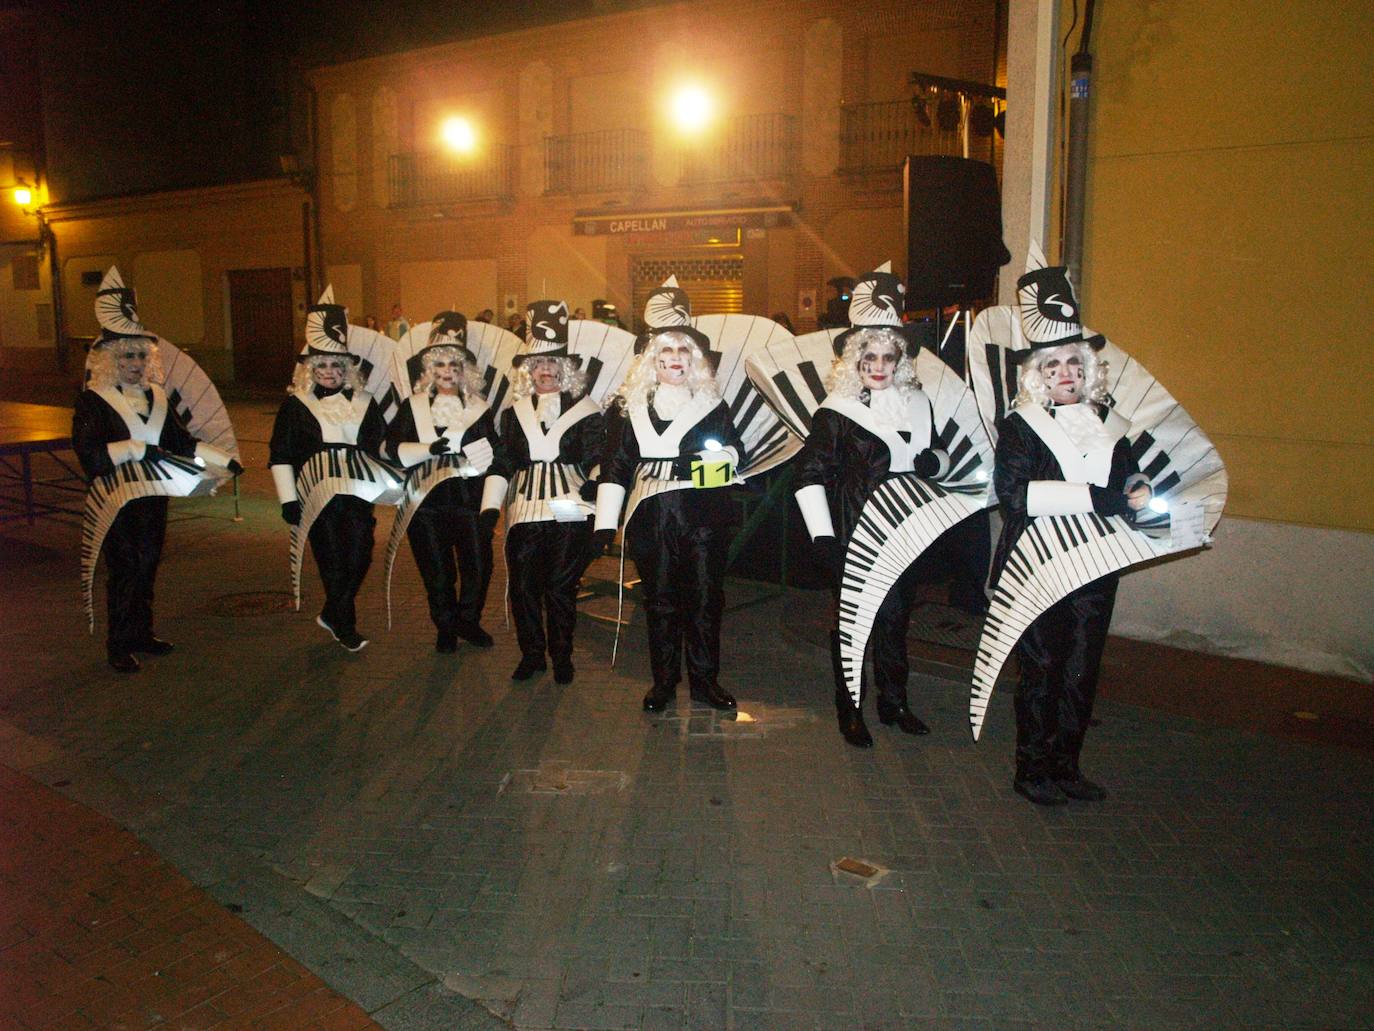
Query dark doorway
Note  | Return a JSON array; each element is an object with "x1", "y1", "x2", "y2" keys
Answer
[{"x1": 228, "y1": 268, "x2": 295, "y2": 387}]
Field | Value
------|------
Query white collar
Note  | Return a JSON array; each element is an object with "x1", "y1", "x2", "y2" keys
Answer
[{"x1": 650, "y1": 383, "x2": 693, "y2": 420}]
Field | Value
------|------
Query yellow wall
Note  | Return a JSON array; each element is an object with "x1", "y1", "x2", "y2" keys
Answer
[{"x1": 1077, "y1": 0, "x2": 1374, "y2": 532}]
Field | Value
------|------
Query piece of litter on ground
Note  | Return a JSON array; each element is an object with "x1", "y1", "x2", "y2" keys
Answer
[{"x1": 831, "y1": 856, "x2": 890, "y2": 887}]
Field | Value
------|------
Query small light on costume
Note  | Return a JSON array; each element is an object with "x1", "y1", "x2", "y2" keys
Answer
[
  {"x1": 12, "y1": 187, "x2": 32, "y2": 207},
  {"x1": 975, "y1": 469, "x2": 989, "y2": 482},
  {"x1": 704, "y1": 438, "x2": 722, "y2": 451},
  {"x1": 669, "y1": 84, "x2": 714, "y2": 135},
  {"x1": 193, "y1": 456, "x2": 207, "y2": 468},
  {"x1": 440, "y1": 117, "x2": 477, "y2": 154},
  {"x1": 1148, "y1": 495, "x2": 1169, "y2": 514}
]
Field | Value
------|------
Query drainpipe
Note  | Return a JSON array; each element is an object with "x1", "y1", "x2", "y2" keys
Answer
[{"x1": 1062, "y1": 0, "x2": 1095, "y2": 289}]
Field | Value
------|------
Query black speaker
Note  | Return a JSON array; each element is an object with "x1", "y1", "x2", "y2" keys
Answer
[{"x1": 904, "y1": 156, "x2": 1010, "y2": 308}]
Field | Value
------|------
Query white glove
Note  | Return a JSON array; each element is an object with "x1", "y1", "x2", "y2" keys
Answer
[{"x1": 461, "y1": 438, "x2": 494, "y2": 473}]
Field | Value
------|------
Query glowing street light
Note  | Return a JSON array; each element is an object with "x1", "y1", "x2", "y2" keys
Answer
[
  {"x1": 12, "y1": 187, "x2": 32, "y2": 207},
  {"x1": 440, "y1": 116, "x2": 477, "y2": 154},
  {"x1": 669, "y1": 84, "x2": 714, "y2": 135}
]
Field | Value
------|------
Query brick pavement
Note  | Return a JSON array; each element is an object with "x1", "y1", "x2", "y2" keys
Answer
[{"x1": 1, "y1": 398, "x2": 1371, "y2": 1030}]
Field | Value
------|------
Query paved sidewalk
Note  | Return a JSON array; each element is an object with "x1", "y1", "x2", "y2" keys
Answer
[{"x1": 1, "y1": 399, "x2": 1372, "y2": 1030}]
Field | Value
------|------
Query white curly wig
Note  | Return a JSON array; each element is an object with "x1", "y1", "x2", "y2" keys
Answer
[
  {"x1": 413, "y1": 345, "x2": 485, "y2": 400},
  {"x1": 1010, "y1": 342, "x2": 1110, "y2": 411},
  {"x1": 610, "y1": 331, "x2": 720, "y2": 411},
  {"x1": 511, "y1": 356, "x2": 588, "y2": 403},
  {"x1": 825, "y1": 328, "x2": 921, "y2": 401},
  {"x1": 289, "y1": 353, "x2": 368, "y2": 395},
  {"x1": 87, "y1": 339, "x2": 163, "y2": 391}
]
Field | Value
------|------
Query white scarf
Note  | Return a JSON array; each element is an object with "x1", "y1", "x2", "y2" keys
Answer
[
  {"x1": 430, "y1": 392, "x2": 465, "y2": 429},
  {"x1": 535, "y1": 390, "x2": 562, "y2": 429},
  {"x1": 118, "y1": 384, "x2": 150, "y2": 417},
  {"x1": 867, "y1": 387, "x2": 911, "y2": 432},
  {"x1": 650, "y1": 383, "x2": 693, "y2": 420},
  {"x1": 1054, "y1": 402, "x2": 1115, "y2": 456},
  {"x1": 314, "y1": 388, "x2": 355, "y2": 426}
]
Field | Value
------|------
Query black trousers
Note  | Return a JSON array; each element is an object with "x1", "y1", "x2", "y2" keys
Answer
[
  {"x1": 626, "y1": 516, "x2": 727, "y2": 693},
  {"x1": 506, "y1": 518, "x2": 592, "y2": 663},
  {"x1": 309, "y1": 495, "x2": 375, "y2": 636},
  {"x1": 1013, "y1": 574, "x2": 1119, "y2": 781},
  {"x1": 829, "y1": 558, "x2": 923, "y2": 714},
  {"x1": 104, "y1": 496, "x2": 168, "y2": 653},
  {"x1": 406, "y1": 502, "x2": 492, "y2": 632}
]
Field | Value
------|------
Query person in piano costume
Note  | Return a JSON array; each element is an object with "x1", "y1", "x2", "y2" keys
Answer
[
  {"x1": 590, "y1": 279, "x2": 745, "y2": 714},
  {"x1": 270, "y1": 297, "x2": 388, "y2": 653},
  {"x1": 384, "y1": 312, "x2": 506, "y2": 653},
  {"x1": 75, "y1": 311, "x2": 243, "y2": 673},
  {"x1": 993, "y1": 262, "x2": 1151, "y2": 805},
  {"x1": 792, "y1": 266, "x2": 954, "y2": 748},
  {"x1": 488, "y1": 301, "x2": 605, "y2": 684}
]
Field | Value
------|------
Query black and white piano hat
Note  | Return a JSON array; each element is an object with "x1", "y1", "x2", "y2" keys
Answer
[
  {"x1": 512, "y1": 300, "x2": 581, "y2": 366},
  {"x1": 93, "y1": 266, "x2": 156, "y2": 346},
  {"x1": 832, "y1": 262, "x2": 921, "y2": 357},
  {"x1": 1013, "y1": 241, "x2": 1105, "y2": 360},
  {"x1": 633, "y1": 275, "x2": 719, "y2": 369},
  {"x1": 419, "y1": 310, "x2": 477, "y2": 363},
  {"x1": 299, "y1": 286, "x2": 359, "y2": 363}
]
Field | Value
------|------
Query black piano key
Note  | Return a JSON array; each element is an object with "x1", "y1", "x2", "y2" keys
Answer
[{"x1": 1143, "y1": 452, "x2": 1171, "y2": 480}]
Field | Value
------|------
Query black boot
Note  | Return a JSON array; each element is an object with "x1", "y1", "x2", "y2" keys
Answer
[
  {"x1": 1014, "y1": 776, "x2": 1067, "y2": 806},
  {"x1": 831, "y1": 630, "x2": 873, "y2": 748},
  {"x1": 878, "y1": 704, "x2": 930, "y2": 736},
  {"x1": 511, "y1": 656, "x2": 547, "y2": 681},
  {"x1": 132, "y1": 636, "x2": 174, "y2": 656},
  {"x1": 107, "y1": 650, "x2": 140, "y2": 674},
  {"x1": 455, "y1": 621, "x2": 494, "y2": 647},
  {"x1": 642, "y1": 682, "x2": 675, "y2": 712},
  {"x1": 689, "y1": 682, "x2": 736, "y2": 711},
  {"x1": 552, "y1": 657, "x2": 575, "y2": 685}
]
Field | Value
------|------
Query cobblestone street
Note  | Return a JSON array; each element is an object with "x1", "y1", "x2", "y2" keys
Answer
[{"x1": 1, "y1": 401, "x2": 1371, "y2": 1029}]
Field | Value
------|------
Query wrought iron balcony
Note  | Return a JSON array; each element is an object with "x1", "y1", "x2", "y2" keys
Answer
[
  {"x1": 545, "y1": 129, "x2": 648, "y2": 194},
  {"x1": 679, "y1": 113, "x2": 798, "y2": 185},
  {"x1": 388, "y1": 147, "x2": 514, "y2": 207},
  {"x1": 839, "y1": 100, "x2": 962, "y2": 173}
]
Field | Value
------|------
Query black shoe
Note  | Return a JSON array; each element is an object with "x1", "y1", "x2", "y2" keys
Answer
[
  {"x1": 552, "y1": 659, "x2": 575, "y2": 685},
  {"x1": 455, "y1": 621, "x2": 494, "y2": 648},
  {"x1": 642, "y1": 683, "x2": 675, "y2": 712},
  {"x1": 1054, "y1": 775, "x2": 1107, "y2": 801},
  {"x1": 316, "y1": 614, "x2": 340, "y2": 641},
  {"x1": 132, "y1": 637, "x2": 174, "y2": 656},
  {"x1": 837, "y1": 708, "x2": 874, "y2": 749},
  {"x1": 107, "y1": 652, "x2": 140, "y2": 674},
  {"x1": 1013, "y1": 777, "x2": 1068, "y2": 806},
  {"x1": 337, "y1": 631, "x2": 369, "y2": 653},
  {"x1": 689, "y1": 683, "x2": 737, "y2": 711},
  {"x1": 435, "y1": 629, "x2": 458, "y2": 654},
  {"x1": 511, "y1": 657, "x2": 546, "y2": 681},
  {"x1": 878, "y1": 706, "x2": 930, "y2": 736}
]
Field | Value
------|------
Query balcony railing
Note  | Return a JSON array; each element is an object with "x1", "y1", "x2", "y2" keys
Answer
[
  {"x1": 839, "y1": 101, "x2": 962, "y2": 173},
  {"x1": 545, "y1": 129, "x2": 648, "y2": 194},
  {"x1": 679, "y1": 113, "x2": 798, "y2": 185},
  {"x1": 388, "y1": 147, "x2": 514, "y2": 207}
]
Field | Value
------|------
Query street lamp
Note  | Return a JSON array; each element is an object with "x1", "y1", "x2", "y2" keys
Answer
[
  {"x1": 12, "y1": 186, "x2": 32, "y2": 207},
  {"x1": 668, "y1": 84, "x2": 714, "y2": 136},
  {"x1": 440, "y1": 116, "x2": 477, "y2": 155}
]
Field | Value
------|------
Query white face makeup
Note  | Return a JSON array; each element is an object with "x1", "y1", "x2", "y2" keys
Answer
[
  {"x1": 857, "y1": 341, "x2": 900, "y2": 392},
  {"x1": 1039, "y1": 344, "x2": 1085, "y2": 405},
  {"x1": 428, "y1": 351, "x2": 463, "y2": 394},
  {"x1": 529, "y1": 357, "x2": 562, "y2": 394},
  {"x1": 114, "y1": 344, "x2": 150, "y2": 387},
  {"x1": 310, "y1": 357, "x2": 347, "y2": 390},
  {"x1": 655, "y1": 341, "x2": 693, "y2": 386}
]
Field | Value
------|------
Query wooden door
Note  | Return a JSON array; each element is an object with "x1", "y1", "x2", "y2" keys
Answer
[{"x1": 228, "y1": 268, "x2": 296, "y2": 387}]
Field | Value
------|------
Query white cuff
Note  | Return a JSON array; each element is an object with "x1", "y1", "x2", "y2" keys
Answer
[
  {"x1": 1027, "y1": 480, "x2": 1093, "y2": 516},
  {"x1": 270, "y1": 464, "x2": 299, "y2": 504},
  {"x1": 195, "y1": 442, "x2": 232, "y2": 468},
  {"x1": 594, "y1": 482, "x2": 627, "y2": 532},
  {"x1": 480, "y1": 475, "x2": 509, "y2": 512},
  {"x1": 462, "y1": 438, "x2": 494, "y2": 474},
  {"x1": 928, "y1": 448, "x2": 951, "y2": 479},
  {"x1": 794, "y1": 483, "x2": 835, "y2": 540},
  {"x1": 701, "y1": 446, "x2": 740, "y2": 467},
  {"x1": 107, "y1": 439, "x2": 146, "y2": 466},
  {"x1": 397, "y1": 442, "x2": 432, "y2": 467}
]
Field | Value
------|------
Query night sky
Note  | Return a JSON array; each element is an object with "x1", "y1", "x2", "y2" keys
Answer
[{"x1": 5, "y1": 0, "x2": 639, "y2": 204}]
